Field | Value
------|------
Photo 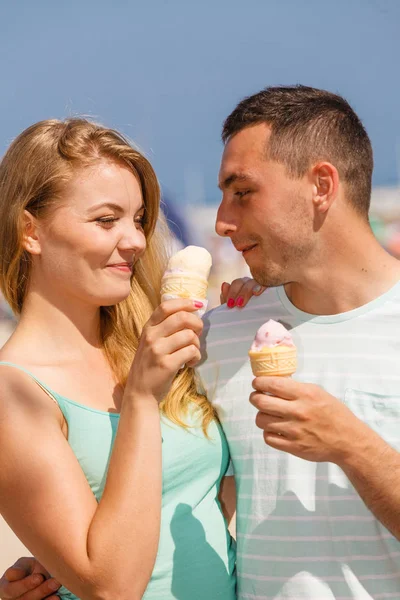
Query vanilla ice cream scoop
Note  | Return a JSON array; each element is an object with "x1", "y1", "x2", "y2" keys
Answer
[
  {"x1": 250, "y1": 319, "x2": 295, "y2": 352},
  {"x1": 161, "y1": 245, "x2": 212, "y2": 316},
  {"x1": 164, "y1": 245, "x2": 212, "y2": 279}
]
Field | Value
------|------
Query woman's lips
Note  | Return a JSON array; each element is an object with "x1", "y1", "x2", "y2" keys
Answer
[{"x1": 107, "y1": 263, "x2": 133, "y2": 273}]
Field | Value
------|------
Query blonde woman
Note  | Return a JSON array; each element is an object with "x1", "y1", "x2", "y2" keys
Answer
[{"x1": 0, "y1": 119, "x2": 244, "y2": 600}]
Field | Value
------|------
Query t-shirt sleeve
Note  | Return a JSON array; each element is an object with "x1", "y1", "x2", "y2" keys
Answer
[{"x1": 225, "y1": 460, "x2": 235, "y2": 476}]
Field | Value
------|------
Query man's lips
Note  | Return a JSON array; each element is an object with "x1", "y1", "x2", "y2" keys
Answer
[{"x1": 236, "y1": 243, "x2": 258, "y2": 256}]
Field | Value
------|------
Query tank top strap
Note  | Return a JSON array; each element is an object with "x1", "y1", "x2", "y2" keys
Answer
[{"x1": 0, "y1": 361, "x2": 60, "y2": 406}]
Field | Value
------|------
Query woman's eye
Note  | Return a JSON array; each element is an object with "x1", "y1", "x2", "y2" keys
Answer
[
  {"x1": 135, "y1": 215, "x2": 146, "y2": 227},
  {"x1": 96, "y1": 217, "x2": 118, "y2": 229}
]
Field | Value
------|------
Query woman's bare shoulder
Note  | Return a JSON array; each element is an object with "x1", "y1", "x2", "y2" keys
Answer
[{"x1": 0, "y1": 359, "x2": 64, "y2": 428}]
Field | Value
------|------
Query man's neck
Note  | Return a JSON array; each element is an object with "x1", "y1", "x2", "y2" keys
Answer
[{"x1": 285, "y1": 227, "x2": 400, "y2": 316}]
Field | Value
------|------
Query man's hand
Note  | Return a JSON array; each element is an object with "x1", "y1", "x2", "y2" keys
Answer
[
  {"x1": 0, "y1": 557, "x2": 60, "y2": 600},
  {"x1": 250, "y1": 376, "x2": 368, "y2": 463},
  {"x1": 252, "y1": 376, "x2": 400, "y2": 541}
]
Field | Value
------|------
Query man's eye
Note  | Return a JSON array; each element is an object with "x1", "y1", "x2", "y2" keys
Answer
[{"x1": 234, "y1": 190, "x2": 250, "y2": 198}]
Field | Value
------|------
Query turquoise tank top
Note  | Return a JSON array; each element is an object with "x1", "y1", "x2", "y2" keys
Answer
[{"x1": 0, "y1": 362, "x2": 236, "y2": 599}]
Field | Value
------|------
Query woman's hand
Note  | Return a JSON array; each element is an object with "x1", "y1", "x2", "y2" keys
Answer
[
  {"x1": 126, "y1": 298, "x2": 204, "y2": 403},
  {"x1": 220, "y1": 278, "x2": 266, "y2": 308},
  {"x1": 0, "y1": 557, "x2": 60, "y2": 600}
]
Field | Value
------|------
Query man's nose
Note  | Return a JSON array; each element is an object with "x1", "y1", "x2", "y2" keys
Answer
[{"x1": 215, "y1": 200, "x2": 237, "y2": 238}]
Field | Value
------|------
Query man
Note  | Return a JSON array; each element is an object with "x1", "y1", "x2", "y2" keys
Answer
[
  {"x1": 2, "y1": 85, "x2": 400, "y2": 599},
  {"x1": 200, "y1": 85, "x2": 400, "y2": 599}
]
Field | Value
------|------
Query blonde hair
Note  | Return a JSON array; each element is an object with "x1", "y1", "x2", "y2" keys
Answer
[{"x1": 0, "y1": 118, "x2": 215, "y2": 433}]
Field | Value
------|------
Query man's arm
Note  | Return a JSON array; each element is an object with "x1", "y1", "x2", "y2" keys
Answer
[
  {"x1": 250, "y1": 376, "x2": 400, "y2": 540},
  {"x1": 339, "y1": 428, "x2": 400, "y2": 539},
  {"x1": 0, "y1": 557, "x2": 60, "y2": 600},
  {"x1": 218, "y1": 476, "x2": 237, "y2": 539}
]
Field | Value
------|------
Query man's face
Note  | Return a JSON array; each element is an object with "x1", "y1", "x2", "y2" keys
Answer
[{"x1": 216, "y1": 123, "x2": 315, "y2": 287}]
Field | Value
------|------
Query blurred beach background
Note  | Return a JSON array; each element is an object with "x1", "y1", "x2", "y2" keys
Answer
[{"x1": 1, "y1": 0, "x2": 400, "y2": 573}]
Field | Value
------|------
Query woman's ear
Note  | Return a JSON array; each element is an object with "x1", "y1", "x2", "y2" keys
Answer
[{"x1": 22, "y1": 210, "x2": 41, "y2": 255}]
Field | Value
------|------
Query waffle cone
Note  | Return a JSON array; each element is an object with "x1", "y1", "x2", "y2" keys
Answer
[
  {"x1": 161, "y1": 273, "x2": 208, "y2": 299},
  {"x1": 248, "y1": 345, "x2": 297, "y2": 377}
]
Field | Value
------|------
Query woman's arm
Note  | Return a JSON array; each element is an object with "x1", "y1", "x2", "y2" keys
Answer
[
  {"x1": 0, "y1": 369, "x2": 161, "y2": 600},
  {"x1": 0, "y1": 298, "x2": 203, "y2": 600}
]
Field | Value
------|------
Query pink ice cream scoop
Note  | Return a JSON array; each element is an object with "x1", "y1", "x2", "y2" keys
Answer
[
  {"x1": 249, "y1": 319, "x2": 297, "y2": 376},
  {"x1": 250, "y1": 319, "x2": 295, "y2": 351}
]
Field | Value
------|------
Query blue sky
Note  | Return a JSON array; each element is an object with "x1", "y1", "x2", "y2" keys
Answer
[{"x1": 1, "y1": 0, "x2": 399, "y2": 205}]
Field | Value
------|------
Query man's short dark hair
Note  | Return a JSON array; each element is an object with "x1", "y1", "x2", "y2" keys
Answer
[{"x1": 222, "y1": 85, "x2": 373, "y2": 217}]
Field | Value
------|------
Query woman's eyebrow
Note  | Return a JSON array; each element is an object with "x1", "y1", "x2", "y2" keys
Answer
[
  {"x1": 87, "y1": 202, "x2": 145, "y2": 213},
  {"x1": 87, "y1": 202, "x2": 124, "y2": 213}
]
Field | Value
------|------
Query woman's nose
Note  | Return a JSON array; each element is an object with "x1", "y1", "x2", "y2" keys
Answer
[{"x1": 118, "y1": 223, "x2": 146, "y2": 254}]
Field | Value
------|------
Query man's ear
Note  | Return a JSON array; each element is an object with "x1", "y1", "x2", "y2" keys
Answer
[
  {"x1": 310, "y1": 162, "x2": 339, "y2": 215},
  {"x1": 22, "y1": 210, "x2": 41, "y2": 255}
]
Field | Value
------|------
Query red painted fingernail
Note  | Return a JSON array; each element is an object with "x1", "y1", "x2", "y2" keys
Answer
[
  {"x1": 194, "y1": 301, "x2": 204, "y2": 308},
  {"x1": 236, "y1": 296, "x2": 244, "y2": 307},
  {"x1": 227, "y1": 298, "x2": 235, "y2": 308}
]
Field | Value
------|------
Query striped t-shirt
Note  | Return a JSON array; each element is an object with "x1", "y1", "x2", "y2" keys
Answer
[{"x1": 197, "y1": 281, "x2": 400, "y2": 600}]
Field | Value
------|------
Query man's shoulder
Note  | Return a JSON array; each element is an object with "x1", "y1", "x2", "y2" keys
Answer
[
  {"x1": 200, "y1": 287, "x2": 288, "y2": 355},
  {"x1": 198, "y1": 288, "x2": 288, "y2": 387},
  {"x1": 388, "y1": 279, "x2": 400, "y2": 306},
  {"x1": 203, "y1": 287, "x2": 280, "y2": 326}
]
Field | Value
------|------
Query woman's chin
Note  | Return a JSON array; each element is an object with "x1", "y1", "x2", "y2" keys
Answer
[{"x1": 97, "y1": 291, "x2": 132, "y2": 307}]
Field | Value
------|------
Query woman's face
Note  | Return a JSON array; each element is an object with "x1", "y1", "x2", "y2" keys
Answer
[{"x1": 29, "y1": 161, "x2": 147, "y2": 307}]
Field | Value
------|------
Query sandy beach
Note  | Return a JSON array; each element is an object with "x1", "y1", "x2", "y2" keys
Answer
[
  {"x1": 0, "y1": 321, "x2": 30, "y2": 573},
  {"x1": 0, "y1": 516, "x2": 29, "y2": 573}
]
